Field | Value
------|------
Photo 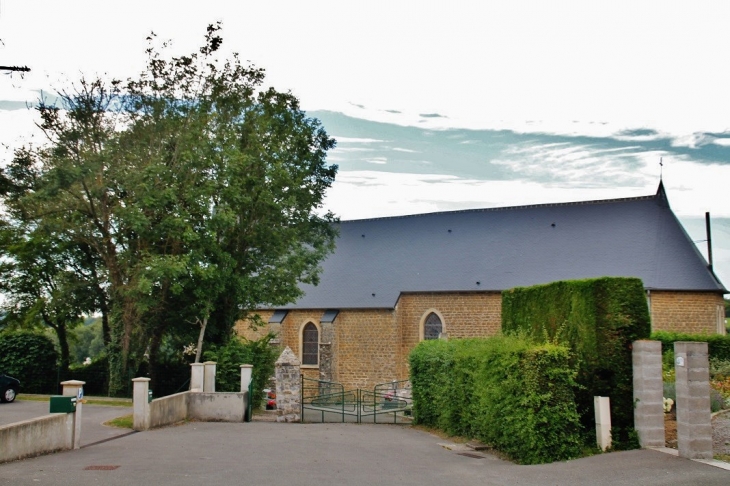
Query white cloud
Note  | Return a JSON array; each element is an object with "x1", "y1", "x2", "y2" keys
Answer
[
  {"x1": 333, "y1": 137, "x2": 384, "y2": 143},
  {"x1": 325, "y1": 171, "x2": 655, "y2": 221}
]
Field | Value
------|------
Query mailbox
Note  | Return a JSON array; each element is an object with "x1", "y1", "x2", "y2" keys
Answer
[
  {"x1": 148, "y1": 389, "x2": 153, "y2": 403},
  {"x1": 50, "y1": 396, "x2": 77, "y2": 413}
]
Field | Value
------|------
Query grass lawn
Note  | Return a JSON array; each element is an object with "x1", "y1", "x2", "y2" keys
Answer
[{"x1": 104, "y1": 414, "x2": 133, "y2": 429}]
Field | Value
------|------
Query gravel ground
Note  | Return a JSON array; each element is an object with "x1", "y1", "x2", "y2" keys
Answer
[
  {"x1": 712, "y1": 411, "x2": 730, "y2": 456},
  {"x1": 665, "y1": 409, "x2": 730, "y2": 458}
]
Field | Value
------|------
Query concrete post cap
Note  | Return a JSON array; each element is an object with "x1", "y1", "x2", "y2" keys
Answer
[
  {"x1": 60, "y1": 380, "x2": 86, "y2": 386},
  {"x1": 190, "y1": 363, "x2": 205, "y2": 367},
  {"x1": 240, "y1": 364, "x2": 253, "y2": 368},
  {"x1": 203, "y1": 361, "x2": 217, "y2": 365},
  {"x1": 132, "y1": 377, "x2": 152, "y2": 382}
]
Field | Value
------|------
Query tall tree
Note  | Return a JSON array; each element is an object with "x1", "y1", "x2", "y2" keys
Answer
[{"x1": 0, "y1": 24, "x2": 338, "y2": 395}]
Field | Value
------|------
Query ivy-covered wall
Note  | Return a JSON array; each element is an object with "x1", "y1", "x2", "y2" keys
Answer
[{"x1": 501, "y1": 277, "x2": 651, "y2": 447}]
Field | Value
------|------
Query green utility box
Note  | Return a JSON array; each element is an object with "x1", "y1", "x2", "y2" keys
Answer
[
  {"x1": 49, "y1": 396, "x2": 77, "y2": 413},
  {"x1": 148, "y1": 390, "x2": 153, "y2": 403}
]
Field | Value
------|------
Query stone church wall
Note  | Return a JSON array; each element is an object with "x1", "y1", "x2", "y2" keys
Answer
[{"x1": 235, "y1": 290, "x2": 725, "y2": 392}]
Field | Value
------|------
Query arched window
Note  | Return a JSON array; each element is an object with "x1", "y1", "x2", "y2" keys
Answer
[
  {"x1": 301, "y1": 322, "x2": 319, "y2": 365},
  {"x1": 423, "y1": 312, "x2": 443, "y2": 340}
]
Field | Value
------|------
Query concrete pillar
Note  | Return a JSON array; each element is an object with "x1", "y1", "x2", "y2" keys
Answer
[
  {"x1": 674, "y1": 342, "x2": 713, "y2": 460},
  {"x1": 594, "y1": 396, "x2": 612, "y2": 451},
  {"x1": 203, "y1": 361, "x2": 217, "y2": 393},
  {"x1": 275, "y1": 347, "x2": 301, "y2": 422},
  {"x1": 632, "y1": 340, "x2": 665, "y2": 447},
  {"x1": 61, "y1": 380, "x2": 85, "y2": 449},
  {"x1": 190, "y1": 363, "x2": 204, "y2": 391},
  {"x1": 132, "y1": 377, "x2": 151, "y2": 431},
  {"x1": 240, "y1": 364, "x2": 253, "y2": 393}
]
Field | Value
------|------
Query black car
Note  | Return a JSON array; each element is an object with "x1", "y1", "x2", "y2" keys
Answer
[{"x1": 0, "y1": 373, "x2": 20, "y2": 403}]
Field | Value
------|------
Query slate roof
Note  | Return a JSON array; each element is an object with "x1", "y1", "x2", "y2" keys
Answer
[{"x1": 281, "y1": 183, "x2": 726, "y2": 310}]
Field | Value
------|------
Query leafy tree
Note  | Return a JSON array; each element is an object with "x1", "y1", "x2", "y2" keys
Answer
[
  {"x1": 69, "y1": 318, "x2": 105, "y2": 364},
  {"x1": 0, "y1": 24, "x2": 337, "y2": 395},
  {"x1": 0, "y1": 222, "x2": 98, "y2": 374}
]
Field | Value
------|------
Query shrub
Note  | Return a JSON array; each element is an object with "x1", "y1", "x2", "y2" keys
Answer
[
  {"x1": 652, "y1": 331, "x2": 730, "y2": 362},
  {"x1": 0, "y1": 330, "x2": 59, "y2": 394},
  {"x1": 711, "y1": 389, "x2": 725, "y2": 412},
  {"x1": 409, "y1": 335, "x2": 582, "y2": 464},
  {"x1": 203, "y1": 333, "x2": 279, "y2": 408}
]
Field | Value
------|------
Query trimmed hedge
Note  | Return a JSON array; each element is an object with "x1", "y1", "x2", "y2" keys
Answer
[
  {"x1": 501, "y1": 277, "x2": 651, "y2": 448},
  {"x1": 409, "y1": 336, "x2": 582, "y2": 464},
  {"x1": 651, "y1": 331, "x2": 730, "y2": 360},
  {"x1": 0, "y1": 331, "x2": 59, "y2": 394}
]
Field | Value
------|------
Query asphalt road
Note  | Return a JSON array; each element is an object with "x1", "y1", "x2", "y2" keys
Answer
[{"x1": 0, "y1": 421, "x2": 728, "y2": 486}]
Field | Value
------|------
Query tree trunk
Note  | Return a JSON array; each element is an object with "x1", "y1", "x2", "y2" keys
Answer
[
  {"x1": 56, "y1": 323, "x2": 70, "y2": 377},
  {"x1": 194, "y1": 316, "x2": 208, "y2": 363}
]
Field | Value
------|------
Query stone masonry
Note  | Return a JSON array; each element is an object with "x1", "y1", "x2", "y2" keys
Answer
[
  {"x1": 236, "y1": 290, "x2": 721, "y2": 392},
  {"x1": 649, "y1": 291, "x2": 724, "y2": 334},
  {"x1": 275, "y1": 347, "x2": 301, "y2": 423}
]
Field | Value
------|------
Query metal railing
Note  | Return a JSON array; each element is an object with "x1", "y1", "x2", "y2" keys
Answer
[{"x1": 301, "y1": 376, "x2": 411, "y2": 423}]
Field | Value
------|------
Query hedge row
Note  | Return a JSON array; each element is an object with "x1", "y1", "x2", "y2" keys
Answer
[
  {"x1": 409, "y1": 336, "x2": 582, "y2": 464},
  {"x1": 0, "y1": 331, "x2": 59, "y2": 394},
  {"x1": 651, "y1": 331, "x2": 730, "y2": 360},
  {"x1": 501, "y1": 277, "x2": 650, "y2": 448}
]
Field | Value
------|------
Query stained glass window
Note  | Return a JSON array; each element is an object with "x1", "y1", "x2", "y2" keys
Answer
[{"x1": 424, "y1": 313, "x2": 442, "y2": 340}]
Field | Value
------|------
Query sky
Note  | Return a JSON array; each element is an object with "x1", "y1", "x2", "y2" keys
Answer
[{"x1": 0, "y1": 1, "x2": 728, "y2": 288}]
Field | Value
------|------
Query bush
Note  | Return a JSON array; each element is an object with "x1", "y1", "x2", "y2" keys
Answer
[
  {"x1": 203, "y1": 333, "x2": 279, "y2": 408},
  {"x1": 409, "y1": 336, "x2": 582, "y2": 464},
  {"x1": 0, "y1": 330, "x2": 59, "y2": 394},
  {"x1": 501, "y1": 277, "x2": 650, "y2": 448},
  {"x1": 652, "y1": 331, "x2": 730, "y2": 362}
]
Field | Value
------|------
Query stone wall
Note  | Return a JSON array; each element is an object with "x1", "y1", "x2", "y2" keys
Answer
[
  {"x1": 333, "y1": 309, "x2": 397, "y2": 389},
  {"x1": 235, "y1": 290, "x2": 723, "y2": 393},
  {"x1": 395, "y1": 292, "x2": 502, "y2": 378},
  {"x1": 649, "y1": 291, "x2": 724, "y2": 334}
]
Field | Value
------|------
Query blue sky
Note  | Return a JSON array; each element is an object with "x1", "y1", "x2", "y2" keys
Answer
[{"x1": 1, "y1": 1, "x2": 728, "y2": 288}]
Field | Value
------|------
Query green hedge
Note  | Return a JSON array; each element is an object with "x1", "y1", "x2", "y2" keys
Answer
[
  {"x1": 0, "y1": 331, "x2": 59, "y2": 394},
  {"x1": 651, "y1": 331, "x2": 730, "y2": 360},
  {"x1": 501, "y1": 277, "x2": 650, "y2": 448},
  {"x1": 409, "y1": 336, "x2": 582, "y2": 464}
]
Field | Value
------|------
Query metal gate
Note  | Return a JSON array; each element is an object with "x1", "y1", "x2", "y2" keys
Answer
[{"x1": 301, "y1": 376, "x2": 412, "y2": 424}]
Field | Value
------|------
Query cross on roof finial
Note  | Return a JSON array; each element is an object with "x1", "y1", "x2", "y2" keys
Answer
[{"x1": 660, "y1": 157, "x2": 663, "y2": 180}]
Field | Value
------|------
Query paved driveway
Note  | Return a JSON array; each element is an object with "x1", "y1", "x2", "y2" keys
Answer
[{"x1": 0, "y1": 422, "x2": 728, "y2": 486}]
